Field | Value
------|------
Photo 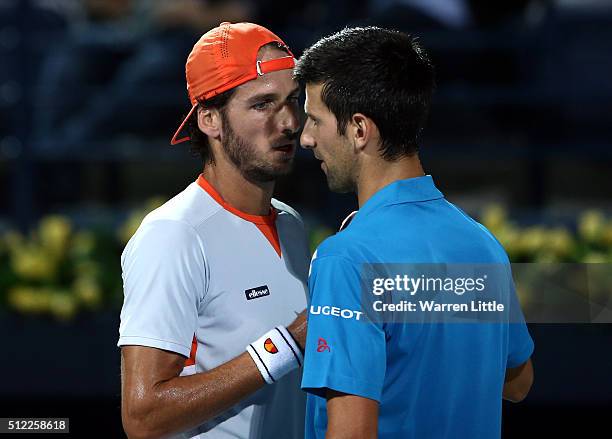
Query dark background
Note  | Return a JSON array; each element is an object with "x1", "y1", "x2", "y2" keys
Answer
[{"x1": 1, "y1": 0, "x2": 611, "y2": 437}]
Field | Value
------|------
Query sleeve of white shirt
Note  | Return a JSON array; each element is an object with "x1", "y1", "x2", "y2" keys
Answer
[{"x1": 117, "y1": 219, "x2": 207, "y2": 358}]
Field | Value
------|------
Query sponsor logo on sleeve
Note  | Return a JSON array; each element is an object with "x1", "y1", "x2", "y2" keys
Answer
[
  {"x1": 245, "y1": 285, "x2": 271, "y2": 301},
  {"x1": 317, "y1": 338, "x2": 330, "y2": 352},
  {"x1": 309, "y1": 305, "x2": 363, "y2": 321}
]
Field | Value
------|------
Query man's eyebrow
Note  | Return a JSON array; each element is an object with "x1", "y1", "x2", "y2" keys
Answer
[
  {"x1": 304, "y1": 111, "x2": 318, "y2": 122},
  {"x1": 246, "y1": 92, "x2": 279, "y2": 104},
  {"x1": 246, "y1": 87, "x2": 300, "y2": 105}
]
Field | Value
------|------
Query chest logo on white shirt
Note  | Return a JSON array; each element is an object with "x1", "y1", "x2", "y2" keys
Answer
[{"x1": 245, "y1": 285, "x2": 271, "y2": 301}]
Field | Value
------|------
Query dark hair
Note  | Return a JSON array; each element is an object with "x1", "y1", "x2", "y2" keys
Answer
[
  {"x1": 294, "y1": 26, "x2": 435, "y2": 160},
  {"x1": 187, "y1": 88, "x2": 236, "y2": 164}
]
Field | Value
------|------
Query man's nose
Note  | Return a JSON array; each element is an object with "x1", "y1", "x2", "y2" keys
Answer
[
  {"x1": 279, "y1": 102, "x2": 300, "y2": 133},
  {"x1": 300, "y1": 128, "x2": 315, "y2": 150}
]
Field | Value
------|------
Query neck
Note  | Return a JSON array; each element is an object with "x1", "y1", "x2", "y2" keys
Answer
[
  {"x1": 356, "y1": 154, "x2": 425, "y2": 208},
  {"x1": 202, "y1": 160, "x2": 275, "y2": 216}
]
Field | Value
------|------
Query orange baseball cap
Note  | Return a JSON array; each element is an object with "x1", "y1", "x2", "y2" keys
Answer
[{"x1": 170, "y1": 22, "x2": 295, "y2": 145}]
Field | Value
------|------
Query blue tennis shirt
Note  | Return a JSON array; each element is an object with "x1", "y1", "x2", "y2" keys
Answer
[{"x1": 301, "y1": 175, "x2": 534, "y2": 439}]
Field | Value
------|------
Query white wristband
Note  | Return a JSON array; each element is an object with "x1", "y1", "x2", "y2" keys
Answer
[{"x1": 246, "y1": 326, "x2": 304, "y2": 384}]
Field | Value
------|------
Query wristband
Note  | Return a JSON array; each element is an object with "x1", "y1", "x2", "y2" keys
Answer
[{"x1": 246, "y1": 326, "x2": 303, "y2": 384}]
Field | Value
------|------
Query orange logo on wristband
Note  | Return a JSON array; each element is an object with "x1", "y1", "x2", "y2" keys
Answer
[{"x1": 264, "y1": 338, "x2": 279, "y2": 354}]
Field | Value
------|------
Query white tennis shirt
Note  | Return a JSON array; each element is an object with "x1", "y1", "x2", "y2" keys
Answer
[{"x1": 118, "y1": 175, "x2": 310, "y2": 438}]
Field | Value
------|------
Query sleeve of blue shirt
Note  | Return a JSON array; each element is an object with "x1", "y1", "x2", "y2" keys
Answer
[
  {"x1": 301, "y1": 255, "x2": 386, "y2": 402},
  {"x1": 506, "y1": 273, "x2": 534, "y2": 368},
  {"x1": 507, "y1": 322, "x2": 533, "y2": 368}
]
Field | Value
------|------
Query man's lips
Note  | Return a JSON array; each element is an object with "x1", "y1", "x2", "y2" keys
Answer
[{"x1": 274, "y1": 143, "x2": 294, "y2": 153}]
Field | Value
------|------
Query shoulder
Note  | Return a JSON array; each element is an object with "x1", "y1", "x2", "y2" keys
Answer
[
  {"x1": 145, "y1": 182, "x2": 223, "y2": 228},
  {"x1": 122, "y1": 182, "x2": 221, "y2": 255},
  {"x1": 445, "y1": 202, "x2": 510, "y2": 260},
  {"x1": 135, "y1": 217, "x2": 199, "y2": 244},
  {"x1": 123, "y1": 184, "x2": 213, "y2": 263},
  {"x1": 123, "y1": 217, "x2": 203, "y2": 264}
]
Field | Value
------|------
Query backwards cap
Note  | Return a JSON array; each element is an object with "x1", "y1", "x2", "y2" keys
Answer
[{"x1": 171, "y1": 22, "x2": 295, "y2": 145}]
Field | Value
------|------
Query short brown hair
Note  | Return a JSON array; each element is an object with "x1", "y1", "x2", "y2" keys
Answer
[{"x1": 187, "y1": 88, "x2": 236, "y2": 164}]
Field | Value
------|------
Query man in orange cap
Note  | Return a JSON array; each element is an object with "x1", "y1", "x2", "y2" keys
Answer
[{"x1": 118, "y1": 22, "x2": 308, "y2": 438}]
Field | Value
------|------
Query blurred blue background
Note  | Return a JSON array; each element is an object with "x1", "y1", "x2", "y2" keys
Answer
[{"x1": 1, "y1": 0, "x2": 611, "y2": 437}]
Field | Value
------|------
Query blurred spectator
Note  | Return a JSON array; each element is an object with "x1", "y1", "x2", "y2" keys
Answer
[
  {"x1": 369, "y1": 0, "x2": 473, "y2": 30},
  {"x1": 555, "y1": 0, "x2": 612, "y2": 9},
  {"x1": 33, "y1": 0, "x2": 252, "y2": 154},
  {"x1": 151, "y1": 0, "x2": 252, "y2": 31},
  {"x1": 366, "y1": 0, "x2": 549, "y2": 31},
  {"x1": 467, "y1": 0, "x2": 543, "y2": 28},
  {"x1": 256, "y1": 0, "x2": 367, "y2": 52}
]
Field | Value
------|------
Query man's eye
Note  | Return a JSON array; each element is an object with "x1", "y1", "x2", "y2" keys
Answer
[{"x1": 253, "y1": 101, "x2": 272, "y2": 110}]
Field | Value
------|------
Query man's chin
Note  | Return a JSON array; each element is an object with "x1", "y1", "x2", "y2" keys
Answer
[
  {"x1": 242, "y1": 162, "x2": 293, "y2": 183},
  {"x1": 326, "y1": 174, "x2": 353, "y2": 194},
  {"x1": 328, "y1": 185, "x2": 352, "y2": 194},
  {"x1": 272, "y1": 160, "x2": 294, "y2": 176}
]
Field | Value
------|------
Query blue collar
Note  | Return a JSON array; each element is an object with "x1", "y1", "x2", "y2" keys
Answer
[{"x1": 354, "y1": 175, "x2": 444, "y2": 221}]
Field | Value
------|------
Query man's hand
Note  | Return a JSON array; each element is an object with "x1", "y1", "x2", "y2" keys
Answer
[{"x1": 287, "y1": 310, "x2": 307, "y2": 351}]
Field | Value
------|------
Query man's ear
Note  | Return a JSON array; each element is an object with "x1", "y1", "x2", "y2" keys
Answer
[
  {"x1": 348, "y1": 113, "x2": 376, "y2": 153},
  {"x1": 197, "y1": 107, "x2": 222, "y2": 139}
]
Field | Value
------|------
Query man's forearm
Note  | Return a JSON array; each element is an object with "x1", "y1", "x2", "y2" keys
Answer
[
  {"x1": 325, "y1": 391, "x2": 378, "y2": 439},
  {"x1": 502, "y1": 359, "x2": 534, "y2": 403},
  {"x1": 122, "y1": 352, "x2": 264, "y2": 439},
  {"x1": 122, "y1": 313, "x2": 307, "y2": 438}
]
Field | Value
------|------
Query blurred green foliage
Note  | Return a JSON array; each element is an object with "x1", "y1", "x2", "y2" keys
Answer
[
  {"x1": 1, "y1": 202, "x2": 611, "y2": 320},
  {"x1": 0, "y1": 197, "x2": 165, "y2": 321}
]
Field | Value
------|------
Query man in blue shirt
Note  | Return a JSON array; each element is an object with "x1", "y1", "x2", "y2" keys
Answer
[{"x1": 294, "y1": 27, "x2": 534, "y2": 438}]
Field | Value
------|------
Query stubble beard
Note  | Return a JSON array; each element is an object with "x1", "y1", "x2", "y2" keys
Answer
[
  {"x1": 221, "y1": 113, "x2": 294, "y2": 184},
  {"x1": 324, "y1": 143, "x2": 357, "y2": 194},
  {"x1": 327, "y1": 169, "x2": 356, "y2": 193}
]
